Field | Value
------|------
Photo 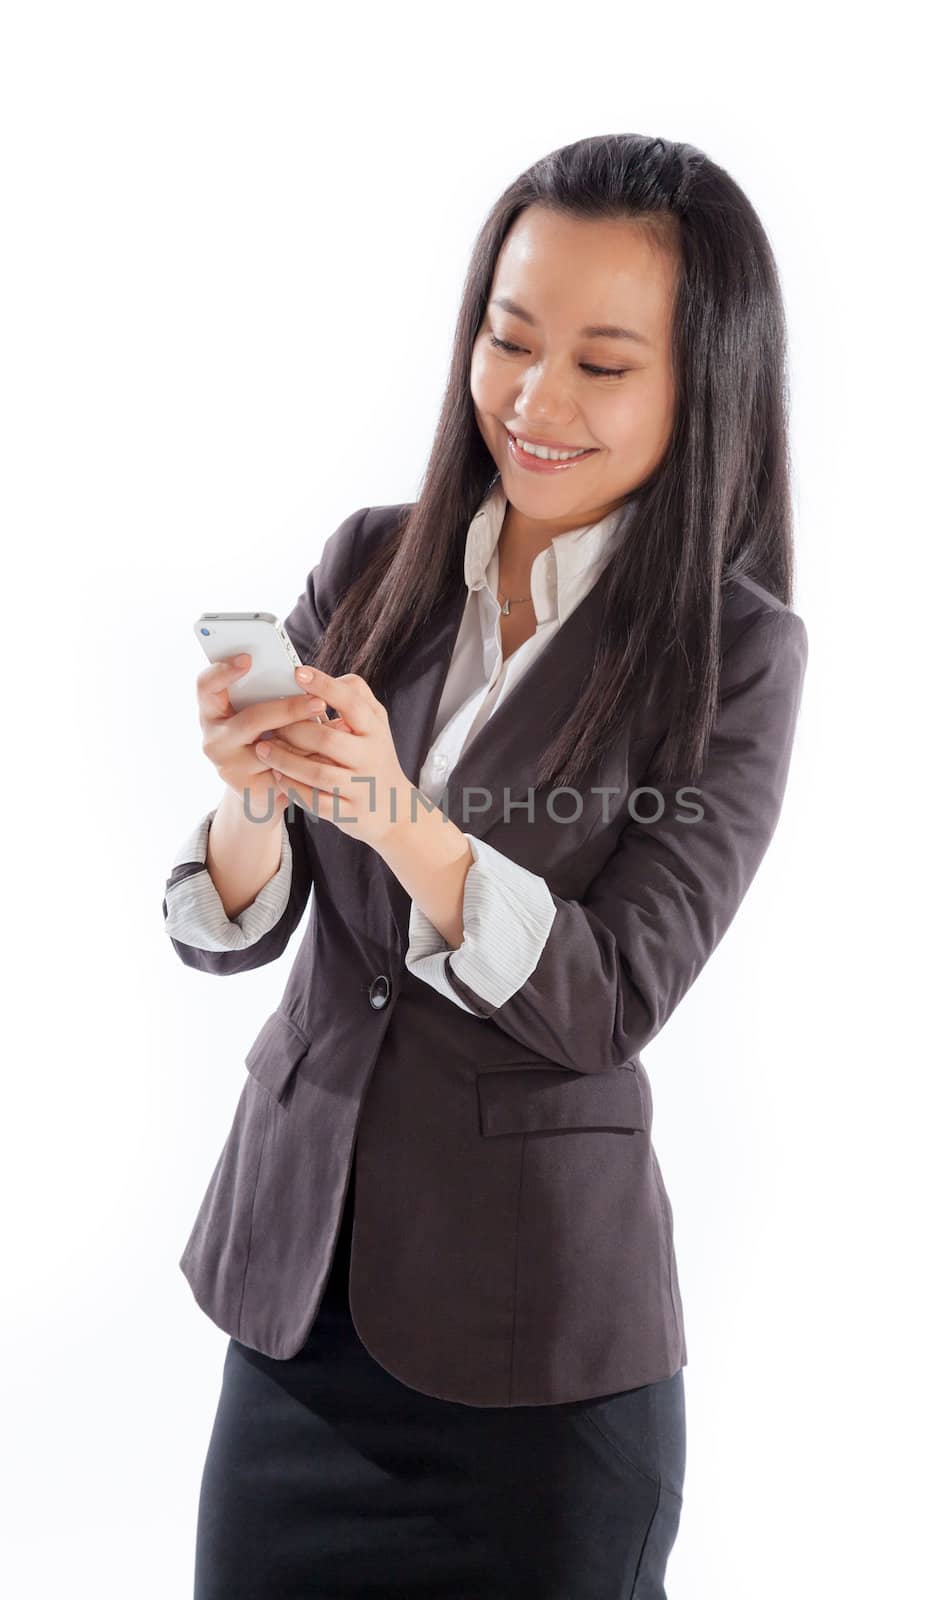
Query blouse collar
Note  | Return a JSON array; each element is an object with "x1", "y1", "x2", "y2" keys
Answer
[{"x1": 464, "y1": 476, "x2": 631, "y2": 624}]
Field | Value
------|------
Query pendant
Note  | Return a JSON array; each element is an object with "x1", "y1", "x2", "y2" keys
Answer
[{"x1": 500, "y1": 598, "x2": 511, "y2": 615}]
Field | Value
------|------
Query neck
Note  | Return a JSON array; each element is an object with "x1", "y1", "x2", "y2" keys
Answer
[{"x1": 498, "y1": 508, "x2": 558, "y2": 576}]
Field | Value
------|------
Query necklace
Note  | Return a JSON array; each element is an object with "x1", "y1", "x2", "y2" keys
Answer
[{"x1": 497, "y1": 591, "x2": 533, "y2": 616}]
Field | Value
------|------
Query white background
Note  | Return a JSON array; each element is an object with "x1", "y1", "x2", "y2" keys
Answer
[{"x1": 2, "y1": 2, "x2": 934, "y2": 1595}]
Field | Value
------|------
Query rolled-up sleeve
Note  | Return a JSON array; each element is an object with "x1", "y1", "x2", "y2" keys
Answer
[
  {"x1": 163, "y1": 809, "x2": 293, "y2": 951},
  {"x1": 405, "y1": 834, "x2": 557, "y2": 1015},
  {"x1": 162, "y1": 806, "x2": 314, "y2": 976},
  {"x1": 415, "y1": 606, "x2": 809, "y2": 1072}
]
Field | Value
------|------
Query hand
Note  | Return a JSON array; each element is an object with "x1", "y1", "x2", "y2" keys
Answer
[
  {"x1": 196, "y1": 654, "x2": 333, "y2": 820},
  {"x1": 256, "y1": 665, "x2": 416, "y2": 850},
  {"x1": 267, "y1": 666, "x2": 355, "y2": 762}
]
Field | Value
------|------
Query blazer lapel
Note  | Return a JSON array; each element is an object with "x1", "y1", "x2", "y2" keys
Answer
[
  {"x1": 385, "y1": 579, "x2": 466, "y2": 799},
  {"x1": 386, "y1": 573, "x2": 609, "y2": 851}
]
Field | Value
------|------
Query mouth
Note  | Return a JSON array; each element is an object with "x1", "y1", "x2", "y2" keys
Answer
[{"x1": 504, "y1": 424, "x2": 600, "y2": 473}]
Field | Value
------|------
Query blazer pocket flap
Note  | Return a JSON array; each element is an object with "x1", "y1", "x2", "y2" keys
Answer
[
  {"x1": 244, "y1": 1009, "x2": 310, "y2": 1102},
  {"x1": 477, "y1": 1065, "x2": 648, "y2": 1137}
]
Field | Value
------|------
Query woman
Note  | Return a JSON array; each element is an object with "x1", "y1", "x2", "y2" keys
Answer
[{"x1": 165, "y1": 132, "x2": 808, "y2": 1598}]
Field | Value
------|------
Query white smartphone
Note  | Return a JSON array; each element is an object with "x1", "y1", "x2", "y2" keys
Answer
[{"x1": 194, "y1": 611, "x2": 326, "y2": 721}]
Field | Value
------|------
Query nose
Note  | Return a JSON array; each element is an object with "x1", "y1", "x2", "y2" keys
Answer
[{"x1": 514, "y1": 363, "x2": 578, "y2": 430}]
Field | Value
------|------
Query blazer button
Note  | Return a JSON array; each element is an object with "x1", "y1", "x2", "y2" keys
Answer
[{"x1": 368, "y1": 974, "x2": 392, "y2": 1009}]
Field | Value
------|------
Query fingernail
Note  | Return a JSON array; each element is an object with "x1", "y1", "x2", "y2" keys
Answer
[
  {"x1": 233, "y1": 653, "x2": 250, "y2": 667},
  {"x1": 297, "y1": 667, "x2": 314, "y2": 682}
]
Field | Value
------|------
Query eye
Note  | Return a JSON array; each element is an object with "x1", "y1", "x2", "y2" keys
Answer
[
  {"x1": 581, "y1": 362, "x2": 630, "y2": 379},
  {"x1": 487, "y1": 333, "x2": 629, "y2": 380}
]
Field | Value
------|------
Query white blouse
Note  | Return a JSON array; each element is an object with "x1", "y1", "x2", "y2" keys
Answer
[{"x1": 164, "y1": 477, "x2": 632, "y2": 1015}]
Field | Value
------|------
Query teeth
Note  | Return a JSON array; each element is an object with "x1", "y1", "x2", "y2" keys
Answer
[{"x1": 512, "y1": 433, "x2": 590, "y2": 462}]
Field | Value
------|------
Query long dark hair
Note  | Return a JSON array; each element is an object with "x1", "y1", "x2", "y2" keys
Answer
[{"x1": 312, "y1": 132, "x2": 796, "y2": 789}]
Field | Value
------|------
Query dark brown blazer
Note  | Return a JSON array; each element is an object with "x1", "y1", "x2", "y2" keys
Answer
[{"x1": 165, "y1": 502, "x2": 809, "y2": 1406}]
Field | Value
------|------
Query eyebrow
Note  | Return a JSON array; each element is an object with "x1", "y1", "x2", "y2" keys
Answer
[{"x1": 490, "y1": 294, "x2": 653, "y2": 348}]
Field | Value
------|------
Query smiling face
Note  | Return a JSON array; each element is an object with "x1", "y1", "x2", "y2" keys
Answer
[{"x1": 471, "y1": 206, "x2": 679, "y2": 536}]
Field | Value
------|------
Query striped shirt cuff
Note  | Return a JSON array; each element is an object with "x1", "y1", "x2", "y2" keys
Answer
[
  {"x1": 404, "y1": 833, "x2": 557, "y2": 1014},
  {"x1": 163, "y1": 809, "x2": 293, "y2": 953}
]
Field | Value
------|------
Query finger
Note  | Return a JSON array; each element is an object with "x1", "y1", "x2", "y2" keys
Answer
[
  {"x1": 293, "y1": 668, "x2": 383, "y2": 733},
  {"x1": 267, "y1": 720, "x2": 360, "y2": 764},
  {"x1": 230, "y1": 691, "x2": 329, "y2": 742},
  {"x1": 292, "y1": 667, "x2": 337, "y2": 710},
  {"x1": 271, "y1": 768, "x2": 319, "y2": 815},
  {"x1": 271, "y1": 769, "x2": 315, "y2": 811},
  {"x1": 197, "y1": 653, "x2": 252, "y2": 700},
  {"x1": 268, "y1": 720, "x2": 344, "y2": 764},
  {"x1": 272, "y1": 769, "x2": 351, "y2": 826},
  {"x1": 197, "y1": 659, "x2": 258, "y2": 739},
  {"x1": 257, "y1": 738, "x2": 354, "y2": 800}
]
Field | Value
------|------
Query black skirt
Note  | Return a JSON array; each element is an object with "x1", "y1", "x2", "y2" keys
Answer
[{"x1": 193, "y1": 1149, "x2": 686, "y2": 1599}]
